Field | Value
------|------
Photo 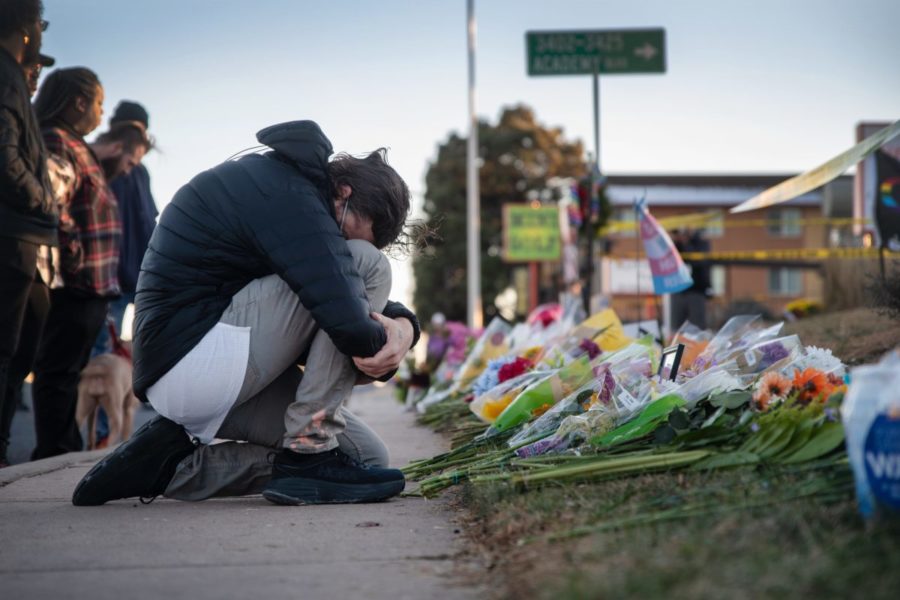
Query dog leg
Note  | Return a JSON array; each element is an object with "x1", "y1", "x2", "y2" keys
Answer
[
  {"x1": 88, "y1": 406, "x2": 98, "y2": 450},
  {"x1": 100, "y1": 394, "x2": 123, "y2": 447},
  {"x1": 75, "y1": 389, "x2": 91, "y2": 443},
  {"x1": 121, "y1": 392, "x2": 137, "y2": 441}
]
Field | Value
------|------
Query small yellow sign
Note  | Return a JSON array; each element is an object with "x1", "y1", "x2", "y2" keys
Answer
[{"x1": 502, "y1": 204, "x2": 561, "y2": 262}]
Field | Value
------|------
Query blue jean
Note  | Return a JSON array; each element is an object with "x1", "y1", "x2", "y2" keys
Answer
[{"x1": 92, "y1": 292, "x2": 134, "y2": 357}]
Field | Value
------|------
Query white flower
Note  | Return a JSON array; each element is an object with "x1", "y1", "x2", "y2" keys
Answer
[{"x1": 795, "y1": 346, "x2": 845, "y2": 376}]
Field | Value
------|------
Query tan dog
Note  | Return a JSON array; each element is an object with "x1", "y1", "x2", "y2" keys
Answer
[{"x1": 76, "y1": 353, "x2": 139, "y2": 449}]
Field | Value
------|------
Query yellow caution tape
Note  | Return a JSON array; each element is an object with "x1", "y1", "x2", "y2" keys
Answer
[
  {"x1": 614, "y1": 247, "x2": 899, "y2": 261},
  {"x1": 678, "y1": 247, "x2": 900, "y2": 261},
  {"x1": 601, "y1": 212, "x2": 871, "y2": 234},
  {"x1": 730, "y1": 120, "x2": 900, "y2": 214}
]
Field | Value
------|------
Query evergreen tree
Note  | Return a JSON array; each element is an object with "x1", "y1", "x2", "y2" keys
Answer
[{"x1": 413, "y1": 105, "x2": 587, "y2": 322}]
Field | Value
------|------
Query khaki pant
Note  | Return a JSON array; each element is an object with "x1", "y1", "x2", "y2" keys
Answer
[{"x1": 165, "y1": 240, "x2": 391, "y2": 501}]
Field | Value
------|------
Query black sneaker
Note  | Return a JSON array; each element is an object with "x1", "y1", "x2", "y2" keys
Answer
[
  {"x1": 72, "y1": 416, "x2": 198, "y2": 506},
  {"x1": 262, "y1": 448, "x2": 405, "y2": 505}
]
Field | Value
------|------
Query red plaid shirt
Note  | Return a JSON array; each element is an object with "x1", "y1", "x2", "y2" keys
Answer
[{"x1": 42, "y1": 124, "x2": 121, "y2": 297}]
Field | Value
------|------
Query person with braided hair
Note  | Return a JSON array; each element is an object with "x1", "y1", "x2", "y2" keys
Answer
[{"x1": 29, "y1": 67, "x2": 150, "y2": 459}]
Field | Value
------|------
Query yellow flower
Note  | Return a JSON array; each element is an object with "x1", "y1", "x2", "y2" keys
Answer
[{"x1": 481, "y1": 393, "x2": 515, "y2": 420}]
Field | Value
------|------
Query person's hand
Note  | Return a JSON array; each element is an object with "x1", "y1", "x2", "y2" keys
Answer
[{"x1": 353, "y1": 313, "x2": 414, "y2": 379}]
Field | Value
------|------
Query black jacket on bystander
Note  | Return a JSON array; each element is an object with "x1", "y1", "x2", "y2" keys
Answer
[{"x1": 0, "y1": 47, "x2": 55, "y2": 245}]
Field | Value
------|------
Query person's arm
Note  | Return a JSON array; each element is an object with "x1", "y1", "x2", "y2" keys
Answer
[
  {"x1": 382, "y1": 300, "x2": 421, "y2": 347},
  {"x1": 0, "y1": 105, "x2": 47, "y2": 213},
  {"x1": 238, "y1": 176, "x2": 387, "y2": 358},
  {"x1": 352, "y1": 301, "x2": 421, "y2": 381}
]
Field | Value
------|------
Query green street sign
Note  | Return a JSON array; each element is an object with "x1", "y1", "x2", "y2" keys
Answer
[
  {"x1": 502, "y1": 204, "x2": 561, "y2": 262},
  {"x1": 526, "y1": 28, "x2": 666, "y2": 76}
]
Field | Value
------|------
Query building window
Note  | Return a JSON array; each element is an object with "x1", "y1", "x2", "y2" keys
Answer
[
  {"x1": 768, "y1": 268, "x2": 803, "y2": 296},
  {"x1": 767, "y1": 208, "x2": 802, "y2": 237},
  {"x1": 710, "y1": 265, "x2": 726, "y2": 296}
]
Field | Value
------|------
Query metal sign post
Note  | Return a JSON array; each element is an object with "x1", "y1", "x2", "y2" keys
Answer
[
  {"x1": 466, "y1": 0, "x2": 482, "y2": 329},
  {"x1": 526, "y1": 28, "x2": 666, "y2": 312}
]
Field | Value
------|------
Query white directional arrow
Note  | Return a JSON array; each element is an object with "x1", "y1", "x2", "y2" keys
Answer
[{"x1": 634, "y1": 43, "x2": 658, "y2": 60}]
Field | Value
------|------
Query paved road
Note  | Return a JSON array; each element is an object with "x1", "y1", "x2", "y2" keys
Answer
[{"x1": 1, "y1": 385, "x2": 481, "y2": 599}]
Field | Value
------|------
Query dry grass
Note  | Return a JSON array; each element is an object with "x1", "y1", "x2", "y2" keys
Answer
[
  {"x1": 782, "y1": 307, "x2": 900, "y2": 365},
  {"x1": 462, "y1": 467, "x2": 900, "y2": 600}
]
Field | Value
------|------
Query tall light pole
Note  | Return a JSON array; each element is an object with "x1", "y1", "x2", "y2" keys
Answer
[{"x1": 466, "y1": 0, "x2": 483, "y2": 329}]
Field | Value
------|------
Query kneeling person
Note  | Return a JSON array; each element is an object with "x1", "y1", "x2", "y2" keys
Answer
[{"x1": 72, "y1": 121, "x2": 420, "y2": 506}]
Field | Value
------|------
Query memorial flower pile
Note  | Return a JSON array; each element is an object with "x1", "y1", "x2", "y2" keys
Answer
[{"x1": 402, "y1": 306, "x2": 851, "y2": 500}]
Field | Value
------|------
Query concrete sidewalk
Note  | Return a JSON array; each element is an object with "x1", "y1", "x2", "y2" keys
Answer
[{"x1": 0, "y1": 386, "x2": 482, "y2": 600}]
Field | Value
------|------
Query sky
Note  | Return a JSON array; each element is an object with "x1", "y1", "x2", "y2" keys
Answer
[{"x1": 38, "y1": 0, "x2": 900, "y2": 307}]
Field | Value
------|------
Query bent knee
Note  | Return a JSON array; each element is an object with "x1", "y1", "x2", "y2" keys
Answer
[
  {"x1": 347, "y1": 239, "x2": 388, "y2": 272},
  {"x1": 346, "y1": 239, "x2": 391, "y2": 304}
]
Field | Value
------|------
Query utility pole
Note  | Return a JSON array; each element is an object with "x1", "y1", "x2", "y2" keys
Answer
[
  {"x1": 466, "y1": 0, "x2": 483, "y2": 329},
  {"x1": 583, "y1": 68, "x2": 601, "y2": 313}
]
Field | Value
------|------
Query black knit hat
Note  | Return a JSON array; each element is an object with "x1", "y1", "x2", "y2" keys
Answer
[{"x1": 111, "y1": 100, "x2": 149, "y2": 129}]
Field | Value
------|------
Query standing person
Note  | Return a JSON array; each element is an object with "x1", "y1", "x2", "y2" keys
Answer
[
  {"x1": 73, "y1": 120, "x2": 421, "y2": 506},
  {"x1": 30, "y1": 68, "x2": 150, "y2": 459},
  {"x1": 93, "y1": 100, "x2": 156, "y2": 355},
  {"x1": 7, "y1": 52, "x2": 54, "y2": 420},
  {"x1": 670, "y1": 228, "x2": 712, "y2": 329},
  {"x1": 0, "y1": 0, "x2": 52, "y2": 467}
]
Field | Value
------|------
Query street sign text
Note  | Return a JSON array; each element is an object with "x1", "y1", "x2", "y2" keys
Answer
[{"x1": 526, "y1": 29, "x2": 666, "y2": 76}]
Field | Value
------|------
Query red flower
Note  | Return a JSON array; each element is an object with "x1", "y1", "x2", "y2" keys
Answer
[{"x1": 497, "y1": 357, "x2": 534, "y2": 383}]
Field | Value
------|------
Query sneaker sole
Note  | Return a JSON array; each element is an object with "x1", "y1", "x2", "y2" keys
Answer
[{"x1": 262, "y1": 478, "x2": 405, "y2": 505}]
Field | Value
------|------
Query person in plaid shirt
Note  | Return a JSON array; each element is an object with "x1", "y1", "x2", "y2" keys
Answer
[{"x1": 30, "y1": 67, "x2": 149, "y2": 459}]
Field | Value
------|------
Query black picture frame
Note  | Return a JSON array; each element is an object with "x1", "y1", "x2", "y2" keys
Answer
[{"x1": 658, "y1": 343, "x2": 685, "y2": 381}]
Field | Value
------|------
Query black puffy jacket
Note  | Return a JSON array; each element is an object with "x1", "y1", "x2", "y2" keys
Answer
[
  {"x1": 132, "y1": 121, "x2": 416, "y2": 399},
  {"x1": 0, "y1": 48, "x2": 56, "y2": 245}
]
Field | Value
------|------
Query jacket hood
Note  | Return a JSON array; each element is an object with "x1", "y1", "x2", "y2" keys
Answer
[{"x1": 256, "y1": 120, "x2": 333, "y2": 174}]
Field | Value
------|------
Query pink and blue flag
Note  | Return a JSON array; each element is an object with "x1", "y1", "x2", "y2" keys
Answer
[{"x1": 636, "y1": 198, "x2": 693, "y2": 295}]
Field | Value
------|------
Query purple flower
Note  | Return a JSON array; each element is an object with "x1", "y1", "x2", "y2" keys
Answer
[
  {"x1": 578, "y1": 338, "x2": 602, "y2": 360},
  {"x1": 597, "y1": 369, "x2": 615, "y2": 406},
  {"x1": 758, "y1": 342, "x2": 789, "y2": 369},
  {"x1": 750, "y1": 422, "x2": 760, "y2": 433},
  {"x1": 515, "y1": 437, "x2": 565, "y2": 457}
]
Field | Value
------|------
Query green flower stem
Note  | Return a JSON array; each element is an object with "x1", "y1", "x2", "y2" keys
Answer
[{"x1": 472, "y1": 450, "x2": 710, "y2": 486}]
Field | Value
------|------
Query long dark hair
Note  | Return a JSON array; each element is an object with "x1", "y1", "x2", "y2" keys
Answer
[
  {"x1": 33, "y1": 67, "x2": 100, "y2": 127},
  {"x1": 328, "y1": 148, "x2": 411, "y2": 250}
]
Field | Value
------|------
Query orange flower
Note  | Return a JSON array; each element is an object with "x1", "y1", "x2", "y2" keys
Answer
[
  {"x1": 753, "y1": 371, "x2": 791, "y2": 410},
  {"x1": 531, "y1": 403, "x2": 553, "y2": 417},
  {"x1": 481, "y1": 393, "x2": 516, "y2": 421},
  {"x1": 792, "y1": 368, "x2": 834, "y2": 405}
]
